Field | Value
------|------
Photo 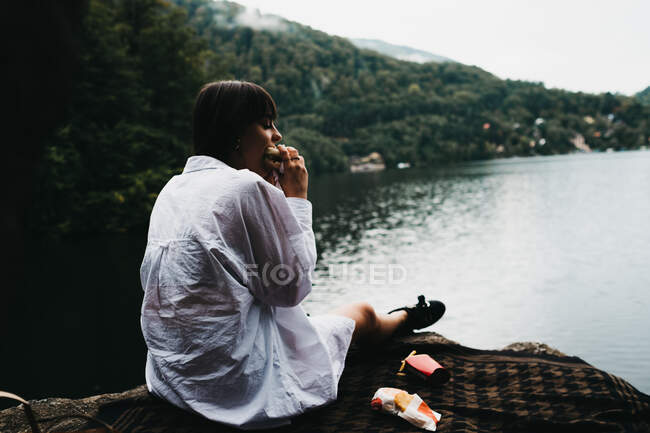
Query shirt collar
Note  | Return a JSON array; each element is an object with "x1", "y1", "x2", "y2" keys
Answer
[{"x1": 182, "y1": 155, "x2": 232, "y2": 174}]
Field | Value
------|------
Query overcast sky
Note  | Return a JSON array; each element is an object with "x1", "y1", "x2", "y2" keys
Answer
[{"x1": 232, "y1": 0, "x2": 649, "y2": 96}]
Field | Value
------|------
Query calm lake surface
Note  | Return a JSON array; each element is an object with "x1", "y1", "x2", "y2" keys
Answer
[
  {"x1": 5, "y1": 150, "x2": 649, "y2": 407},
  {"x1": 307, "y1": 150, "x2": 650, "y2": 396}
]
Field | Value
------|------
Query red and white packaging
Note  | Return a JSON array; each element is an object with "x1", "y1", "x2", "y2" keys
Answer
[
  {"x1": 370, "y1": 387, "x2": 441, "y2": 431},
  {"x1": 404, "y1": 354, "x2": 451, "y2": 385}
]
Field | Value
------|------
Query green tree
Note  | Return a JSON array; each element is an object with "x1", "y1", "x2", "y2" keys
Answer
[{"x1": 32, "y1": 0, "x2": 217, "y2": 235}]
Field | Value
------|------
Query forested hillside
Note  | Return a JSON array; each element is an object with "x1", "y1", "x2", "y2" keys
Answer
[
  {"x1": 636, "y1": 86, "x2": 650, "y2": 106},
  {"x1": 32, "y1": 0, "x2": 650, "y2": 236}
]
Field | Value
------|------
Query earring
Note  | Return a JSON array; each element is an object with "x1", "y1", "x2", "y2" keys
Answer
[{"x1": 234, "y1": 137, "x2": 241, "y2": 151}]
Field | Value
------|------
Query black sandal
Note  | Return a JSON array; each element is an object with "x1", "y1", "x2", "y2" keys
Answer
[{"x1": 388, "y1": 295, "x2": 445, "y2": 334}]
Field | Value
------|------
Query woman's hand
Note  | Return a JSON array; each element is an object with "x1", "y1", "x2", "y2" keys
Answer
[{"x1": 277, "y1": 144, "x2": 308, "y2": 199}]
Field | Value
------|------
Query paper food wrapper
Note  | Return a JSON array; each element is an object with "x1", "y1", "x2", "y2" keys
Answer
[
  {"x1": 370, "y1": 387, "x2": 441, "y2": 431},
  {"x1": 271, "y1": 168, "x2": 283, "y2": 190}
]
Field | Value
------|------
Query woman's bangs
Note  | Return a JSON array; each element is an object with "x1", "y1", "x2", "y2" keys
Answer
[{"x1": 250, "y1": 84, "x2": 277, "y2": 121}]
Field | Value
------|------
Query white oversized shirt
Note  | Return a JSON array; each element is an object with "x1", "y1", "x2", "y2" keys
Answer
[{"x1": 140, "y1": 156, "x2": 354, "y2": 430}]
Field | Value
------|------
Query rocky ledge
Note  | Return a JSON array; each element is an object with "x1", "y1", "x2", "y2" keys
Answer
[{"x1": 1, "y1": 333, "x2": 647, "y2": 433}]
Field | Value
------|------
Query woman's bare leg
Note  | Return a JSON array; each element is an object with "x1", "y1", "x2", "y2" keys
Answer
[{"x1": 330, "y1": 302, "x2": 408, "y2": 345}]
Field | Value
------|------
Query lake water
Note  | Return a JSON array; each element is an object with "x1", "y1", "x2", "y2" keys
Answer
[
  {"x1": 4, "y1": 151, "x2": 649, "y2": 408},
  {"x1": 307, "y1": 150, "x2": 650, "y2": 396}
]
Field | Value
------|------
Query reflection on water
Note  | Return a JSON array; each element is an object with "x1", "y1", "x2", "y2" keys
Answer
[
  {"x1": 4, "y1": 151, "x2": 649, "y2": 407},
  {"x1": 307, "y1": 152, "x2": 650, "y2": 394}
]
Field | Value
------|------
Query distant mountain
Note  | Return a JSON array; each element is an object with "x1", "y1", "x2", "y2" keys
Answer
[
  {"x1": 350, "y1": 38, "x2": 454, "y2": 64},
  {"x1": 636, "y1": 86, "x2": 650, "y2": 106}
]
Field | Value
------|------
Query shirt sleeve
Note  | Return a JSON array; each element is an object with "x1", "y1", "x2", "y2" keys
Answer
[
  {"x1": 286, "y1": 197, "x2": 318, "y2": 264},
  {"x1": 240, "y1": 178, "x2": 317, "y2": 307}
]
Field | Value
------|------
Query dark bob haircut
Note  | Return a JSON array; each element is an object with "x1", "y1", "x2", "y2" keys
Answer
[{"x1": 192, "y1": 81, "x2": 277, "y2": 160}]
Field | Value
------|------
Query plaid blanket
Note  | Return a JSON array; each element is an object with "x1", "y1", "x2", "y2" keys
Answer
[{"x1": 1, "y1": 333, "x2": 648, "y2": 432}]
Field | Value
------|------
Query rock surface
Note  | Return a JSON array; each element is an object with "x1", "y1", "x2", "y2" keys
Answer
[{"x1": 1, "y1": 332, "x2": 647, "y2": 433}]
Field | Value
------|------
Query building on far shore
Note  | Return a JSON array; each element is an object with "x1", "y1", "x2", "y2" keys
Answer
[
  {"x1": 349, "y1": 152, "x2": 386, "y2": 173},
  {"x1": 571, "y1": 133, "x2": 592, "y2": 152}
]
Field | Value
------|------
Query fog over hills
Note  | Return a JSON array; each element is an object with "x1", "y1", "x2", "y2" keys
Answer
[{"x1": 206, "y1": 1, "x2": 454, "y2": 64}]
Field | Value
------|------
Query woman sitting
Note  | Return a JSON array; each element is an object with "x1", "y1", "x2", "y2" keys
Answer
[{"x1": 139, "y1": 81, "x2": 445, "y2": 429}]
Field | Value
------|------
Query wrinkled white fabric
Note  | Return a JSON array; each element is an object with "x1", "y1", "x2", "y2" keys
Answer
[{"x1": 140, "y1": 156, "x2": 354, "y2": 430}]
